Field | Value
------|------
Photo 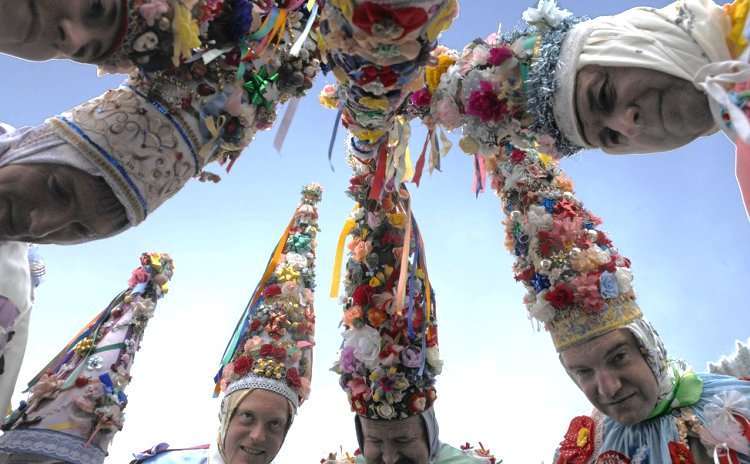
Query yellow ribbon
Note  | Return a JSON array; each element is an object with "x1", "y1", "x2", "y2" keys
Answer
[
  {"x1": 330, "y1": 216, "x2": 356, "y2": 298},
  {"x1": 393, "y1": 202, "x2": 413, "y2": 316},
  {"x1": 250, "y1": 215, "x2": 295, "y2": 305}
]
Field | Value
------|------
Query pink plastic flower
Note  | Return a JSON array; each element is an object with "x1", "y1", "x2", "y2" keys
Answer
[
  {"x1": 128, "y1": 268, "x2": 150, "y2": 288},
  {"x1": 488, "y1": 47, "x2": 513, "y2": 66},
  {"x1": 139, "y1": 0, "x2": 170, "y2": 26},
  {"x1": 410, "y1": 88, "x2": 432, "y2": 107},
  {"x1": 466, "y1": 81, "x2": 508, "y2": 123}
]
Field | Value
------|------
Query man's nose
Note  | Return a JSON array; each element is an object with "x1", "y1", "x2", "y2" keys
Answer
[
  {"x1": 596, "y1": 370, "x2": 623, "y2": 400},
  {"x1": 248, "y1": 423, "x2": 266, "y2": 443},
  {"x1": 56, "y1": 18, "x2": 92, "y2": 57},
  {"x1": 381, "y1": 445, "x2": 400, "y2": 464},
  {"x1": 606, "y1": 106, "x2": 641, "y2": 138}
]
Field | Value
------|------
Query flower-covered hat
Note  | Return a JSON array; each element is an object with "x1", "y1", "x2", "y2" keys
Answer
[
  {"x1": 409, "y1": 0, "x2": 587, "y2": 160},
  {"x1": 491, "y1": 146, "x2": 641, "y2": 351},
  {"x1": 318, "y1": 0, "x2": 458, "y2": 199},
  {"x1": 332, "y1": 165, "x2": 441, "y2": 420},
  {"x1": 214, "y1": 184, "x2": 322, "y2": 412},
  {"x1": 0, "y1": 253, "x2": 175, "y2": 464},
  {"x1": 53, "y1": 1, "x2": 321, "y2": 226}
]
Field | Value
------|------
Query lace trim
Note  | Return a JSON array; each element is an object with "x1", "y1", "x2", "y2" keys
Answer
[{"x1": 0, "y1": 428, "x2": 106, "y2": 464}]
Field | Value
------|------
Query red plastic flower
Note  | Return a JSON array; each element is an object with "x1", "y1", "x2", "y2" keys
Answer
[
  {"x1": 595, "y1": 231, "x2": 613, "y2": 248},
  {"x1": 556, "y1": 416, "x2": 595, "y2": 464},
  {"x1": 555, "y1": 199, "x2": 580, "y2": 219},
  {"x1": 510, "y1": 149, "x2": 526, "y2": 164},
  {"x1": 545, "y1": 283, "x2": 575, "y2": 310},
  {"x1": 668, "y1": 441, "x2": 695, "y2": 464},
  {"x1": 273, "y1": 346, "x2": 287, "y2": 362},
  {"x1": 286, "y1": 367, "x2": 301, "y2": 388},
  {"x1": 263, "y1": 284, "x2": 282, "y2": 298},
  {"x1": 538, "y1": 230, "x2": 563, "y2": 257},
  {"x1": 233, "y1": 355, "x2": 253, "y2": 377},
  {"x1": 352, "y1": 2, "x2": 428, "y2": 39},
  {"x1": 357, "y1": 65, "x2": 399, "y2": 88},
  {"x1": 250, "y1": 319, "x2": 262, "y2": 332},
  {"x1": 260, "y1": 344, "x2": 274, "y2": 357},
  {"x1": 572, "y1": 273, "x2": 606, "y2": 313},
  {"x1": 488, "y1": 47, "x2": 513, "y2": 66},
  {"x1": 466, "y1": 81, "x2": 509, "y2": 123},
  {"x1": 410, "y1": 88, "x2": 432, "y2": 107},
  {"x1": 353, "y1": 285, "x2": 375, "y2": 307}
]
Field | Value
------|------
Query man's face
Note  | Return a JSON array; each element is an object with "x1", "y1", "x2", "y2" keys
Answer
[
  {"x1": 575, "y1": 65, "x2": 714, "y2": 154},
  {"x1": 561, "y1": 329, "x2": 660, "y2": 425},
  {"x1": 0, "y1": 0, "x2": 123, "y2": 62},
  {"x1": 0, "y1": 163, "x2": 126, "y2": 244},
  {"x1": 222, "y1": 390, "x2": 291, "y2": 464},
  {"x1": 361, "y1": 415, "x2": 430, "y2": 464}
]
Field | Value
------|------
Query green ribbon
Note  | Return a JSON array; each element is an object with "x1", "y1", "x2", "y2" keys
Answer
[
  {"x1": 647, "y1": 367, "x2": 704, "y2": 419},
  {"x1": 243, "y1": 67, "x2": 280, "y2": 110}
]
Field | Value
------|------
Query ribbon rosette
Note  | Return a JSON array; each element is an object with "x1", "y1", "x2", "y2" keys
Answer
[{"x1": 556, "y1": 416, "x2": 595, "y2": 464}]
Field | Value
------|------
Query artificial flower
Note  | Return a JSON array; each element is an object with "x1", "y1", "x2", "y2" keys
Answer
[
  {"x1": 286, "y1": 367, "x2": 302, "y2": 388},
  {"x1": 488, "y1": 47, "x2": 513, "y2": 66},
  {"x1": 599, "y1": 271, "x2": 620, "y2": 299},
  {"x1": 172, "y1": 3, "x2": 201, "y2": 66},
  {"x1": 233, "y1": 355, "x2": 253, "y2": 377},
  {"x1": 426, "y1": 346, "x2": 443, "y2": 374},
  {"x1": 426, "y1": 52, "x2": 457, "y2": 92},
  {"x1": 343, "y1": 325, "x2": 382, "y2": 369},
  {"x1": 571, "y1": 273, "x2": 606, "y2": 312},
  {"x1": 344, "y1": 306, "x2": 364, "y2": 327},
  {"x1": 367, "y1": 307, "x2": 388, "y2": 328},
  {"x1": 544, "y1": 283, "x2": 575, "y2": 310},
  {"x1": 466, "y1": 81, "x2": 509, "y2": 123}
]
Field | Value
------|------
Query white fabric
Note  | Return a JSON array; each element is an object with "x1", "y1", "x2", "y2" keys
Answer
[
  {"x1": 0, "y1": 124, "x2": 99, "y2": 176},
  {"x1": 0, "y1": 241, "x2": 32, "y2": 418},
  {"x1": 556, "y1": 0, "x2": 732, "y2": 147},
  {"x1": 0, "y1": 124, "x2": 35, "y2": 417}
]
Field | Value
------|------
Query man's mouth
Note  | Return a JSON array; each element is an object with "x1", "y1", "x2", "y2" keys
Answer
[
  {"x1": 605, "y1": 392, "x2": 636, "y2": 407},
  {"x1": 240, "y1": 445, "x2": 265, "y2": 456}
]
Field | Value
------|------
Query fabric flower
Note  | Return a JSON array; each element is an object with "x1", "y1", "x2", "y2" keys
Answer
[
  {"x1": 426, "y1": 346, "x2": 443, "y2": 374},
  {"x1": 128, "y1": 268, "x2": 150, "y2": 288},
  {"x1": 139, "y1": 0, "x2": 169, "y2": 26},
  {"x1": 433, "y1": 96, "x2": 462, "y2": 129},
  {"x1": 286, "y1": 367, "x2": 302, "y2": 388},
  {"x1": 614, "y1": 268, "x2": 634, "y2": 295},
  {"x1": 545, "y1": 283, "x2": 575, "y2": 310},
  {"x1": 466, "y1": 81, "x2": 509, "y2": 123},
  {"x1": 407, "y1": 391, "x2": 427, "y2": 413},
  {"x1": 401, "y1": 347, "x2": 422, "y2": 368},
  {"x1": 344, "y1": 306, "x2": 364, "y2": 327},
  {"x1": 233, "y1": 355, "x2": 253, "y2": 377},
  {"x1": 410, "y1": 88, "x2": 432, "y2": 107},
  {"x1": 375, "y1": 402, "x2": 397, "y2": 419},
  {"x1": 263, "y1": 284, "x2": 282, "y2": 298},
  {"x1": 599, "y1": 271, "x2": 620, "y2": 299},
  {"x1": 367, "y1": 308, "x2": 388, "y2": 328},
  {"x1": 528, "y1": 293, "x2": 556, "y2": 322},
  {"x1": 522, "y1": 0, "x2": 572, "y2": 29},
  {"x1": 571, "y1": 273, "x2": 606, "y2": 312},
  {"x1": 488, "y1": 47, "x2": 513, "y2": 66},
  {"x1": 343, "y1": 326, "x2": 382, "y2": 369},
  {"x1": 426, "y1": 52, "x2": 456, "y2": 92},
  {"x1": 353, "y1": 285, "x2": 375, "y2": 307},
  {"x1": 172, "y1": 3, "x2": 201, "y2": 66},
  {"x1": 340, "y1": 346, "x2": 358, "y2": 374}
]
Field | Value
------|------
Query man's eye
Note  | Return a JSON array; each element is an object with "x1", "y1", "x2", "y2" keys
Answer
[
  {"x1": 48, "y1": 176, "x2": 69, "y2": 199},
  {"x1": 394, "y1": 437, "x2": 413, "y2": 445},
  {"x1": 606, "y1": 128, "x2": 621, "y2": 146},
  {"x1": 610, "y1": 352, "x2": 628, "y2": 366},
  {"x1": 576, "y1": 369, "x2": 593, "y2": 380},
  {"x1": 87, "y1": 0, "x2": 105, "y2": 19},
  {"x1": 596, "y1": 77, "x2": 614, "y2": 112}
]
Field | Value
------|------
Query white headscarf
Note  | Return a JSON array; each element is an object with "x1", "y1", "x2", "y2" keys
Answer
[
  {"x1": 555, "y1": 0, "x2": 733, "y2": 147},
  {"x1": 354, "y1": 407, "x2": 442, "y2": 464}
]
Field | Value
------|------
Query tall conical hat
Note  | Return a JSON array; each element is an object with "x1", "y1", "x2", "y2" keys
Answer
[
  {"x1": 332, "y1": 164, "x2": 440, "y2": 420},
  {"x1": 0, "y1": 252, "x2": 175, "y2": 464},
  {"x1": 214, "y1": 184, "x2": 323, "y2": 412}
]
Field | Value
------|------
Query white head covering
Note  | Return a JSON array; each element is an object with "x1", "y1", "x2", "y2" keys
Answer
[
  {"x1": 354, "y1": 407, "x2": 442, "y2": 464},
  {"x1": 555, "y1": 0, "x2": 732, "y2": 147}
]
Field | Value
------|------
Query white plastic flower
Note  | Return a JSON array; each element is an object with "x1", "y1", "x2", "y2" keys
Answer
[
  {"x1": 522, "y1": 0, "x2": 572, "y2": 29},
  {"x1": 343, "y1": 326, "x2": 382, "y2": 369},
  {"x1": 528, "y1": 291, "x2": 555, "y2": 322},
  {"x1": 426, "y1": 346, "x2": 443, "y2": 374},
  {"x1": 527, "y1": 205, "x2": 553, "y2": 232},
  {"x1": 614, "y1": 267, "x2": 633, "y2": 294}
]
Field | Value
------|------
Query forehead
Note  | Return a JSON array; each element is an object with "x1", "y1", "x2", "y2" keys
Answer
[
  {"x1": 561, "y1": 329, "x2": 638, "y2": 367},
  {"x1": 363, "y1": 415, "x2": 423, "y2": 438},
  {"x1": 234, "y1": 390, "x2": 289, "y2": 420}
]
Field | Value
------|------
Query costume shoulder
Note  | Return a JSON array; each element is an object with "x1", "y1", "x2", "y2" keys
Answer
[
  {"x1": 692, "y1": 373, "x2": 750, "y2": 460},
  {"x1": 130, "y1": 444, "x2": 210, "y2": 464}
]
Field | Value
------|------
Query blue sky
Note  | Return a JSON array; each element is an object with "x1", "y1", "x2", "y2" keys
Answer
[{"x1": 1, "y1": 0, "x2": 748, "y2": 462}]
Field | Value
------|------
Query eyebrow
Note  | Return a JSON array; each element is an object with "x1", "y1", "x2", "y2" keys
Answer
[{"x1": 564, "y1": 342, "x2": 629, "y2": 370}]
